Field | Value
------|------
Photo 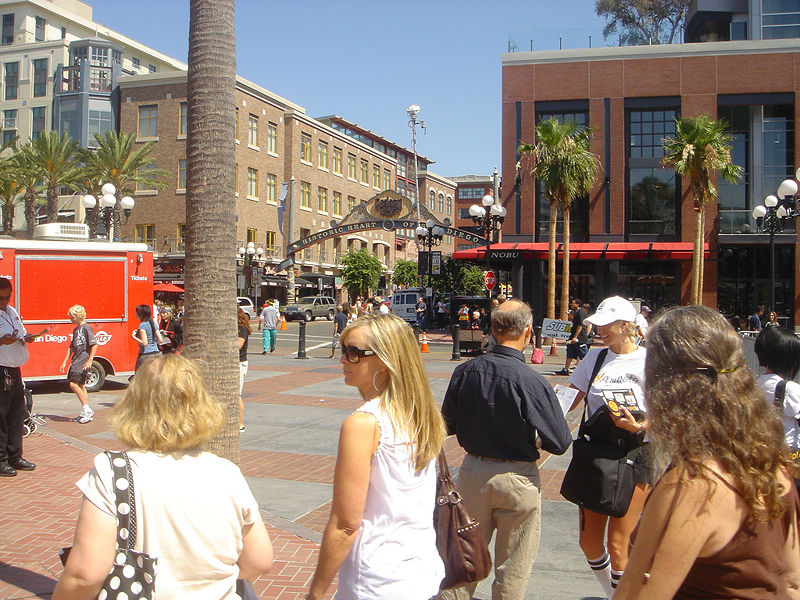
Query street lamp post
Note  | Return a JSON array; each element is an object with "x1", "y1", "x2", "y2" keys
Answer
[
  {"x1": 407, "y1": 104, "x2": 426, "y2": 287},
  {"x1": 752, "y1": 172, "x2": 800, "y2": 315},
  {"x1": 82, "y1": 183, "x2": 135, "y2": 241},
  {"x1": 415, "y1": 219, "x2": 445, "y2": 287},
  {"x1": 237, "y1": 241, "x2": 265, "y2": 306},
  {"x1": 469, "y1": 193, "x2": 506, "y2": 297}
]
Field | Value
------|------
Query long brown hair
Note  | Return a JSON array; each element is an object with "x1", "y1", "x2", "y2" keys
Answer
[
  {"x1": 237, "y1": 307, "x2": 251, "y2": 333},
  {"x1": 646, "y1": 305, "x2": 796, "y2": 522}
]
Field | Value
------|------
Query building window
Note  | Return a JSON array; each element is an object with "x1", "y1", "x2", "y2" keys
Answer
[
  {"x1": 318, "y1": 140, "x2": 328, "y2": 169},
  {"x1": 300, "y1": 132, "x2": 311, "y2": 162},
  {"x1": 138, "y1": 105, "x2": 157, "y2": 138},
  {"x1": 384, "y1": 169, "x2": 391, "y2": 190},
  {"x1": 265, "y1": 230, "x2": 277, "y2": 254},
  {"x1": 266, "y1": 173, "x2": 276, "y2": 202},
  {"x1": 446, "y1": 196, "x2": 452, "y2": 215},
  {"x1": 91, "y1": 46, "x2": 108, "y2": 67},
  {"x1": 179, "y1": 102, "x2": 187, "y2": 136},
  {"x1": 148, "y1": 64, "x2": 156, "y2": 74},
  {"x1": 32, "y1": 58, "x2": 47, "y2": 97},
  {"x1": 717, "y1": 105, "x2": 750, "y2": 234},
  {"x1": 112, "y1": 49, "x2": 121, "y2": 65},
  {"x1": 136, "y1": 163, "x2": 159, "y2": 192},
  {"x1": 3, "y1": 61, "x2": 17, "y2": 100},
  {"x1": 458, "y1": 186, "x2": 485, "y2": 200},
  {"x1": 34, "y1": 16, "x2": 45, "y2": 42},
  {"x1": 2, "y1": 14, "x2": 13, "y2": 46},
  {"x1": 247, "y1": 228, "x2": 257, "y2": 244},
  {"x1": 762, "y1": 0, "x2": 800, "y2": 39},
  {"x1": 429, "y1": 190, "x2": 435, "y2": 210},
  {"x1": 267, "y1": 122, "x2": 277, "y2": 153},
  {"x1": 333, "y1": 146, "x2": 342, "y2": 175},
  {"x1": 72, "y1": 46, "x2": 87, "y2": 64},
  {"x1": 131, "y1": 56, "x2": 140, "y2": 70},
  {"x1": 60, "y1": 26, "x2": 66, "y2": 39},
  {"x1": 87, "y1": 109, "x2": 112, "y2": 142},
  {"x1": 300, "y1": 181, "x2": 311, "y2": 208},
  {"x1": 177, "y1": 224, "x2": 185, "y2": 251},
  {"x1": 360, "y1": 159, "x2": 369, "y2": 184},
  {"x1": 135, "y1": 224, "x2": 155, "y2": 246},
  {"x1": 2, "y1": 109, "x2": 16, "y2": 145},
  {"x1": 178, "y1": 159, "x2": 186, "y2": 190},
  {"x1": 248, "y1": 114, "x2": 258, "y2": 147},
  {"x1": 318, "y1": 186, "x2": 328, "y2": 212},
  {"x1": 31, "y1": 107, "x2": 45, "y2": 140},
  {"x1": 348, "y1": 153, "x2": 356, "y2": 179},
  {"x1": 627, "y1": 107, "x2": 679, "y2": 238},
  {"x1": 247, "y1": 167, "x2": 258, "y2": 198},
  {"x1": 438, "y1": 193, "x2": 444, "y2": 212},
  {"x1": 333, "y1": 191, "x2": 342, "y2": 215},
  {"x1": 347, "y1": 195, "x2": 356, "y2": 211},
  {"x1": 373, "y1": 164, "x2": 380, "y2": 188}
]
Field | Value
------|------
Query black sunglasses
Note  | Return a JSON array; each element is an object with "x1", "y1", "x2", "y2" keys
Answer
[{"x1": 341, "y1": 344, "x2": 376, "y2": 364}]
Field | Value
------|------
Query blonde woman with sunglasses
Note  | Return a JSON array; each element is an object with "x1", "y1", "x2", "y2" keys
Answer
[{"x1": 307, "y1": 313, "x2": 446, "y2": 600}]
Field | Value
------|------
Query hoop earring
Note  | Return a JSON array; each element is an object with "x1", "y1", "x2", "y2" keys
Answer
[{"x1": 372, "y1": 371, "x2": 380, "y2": 392}]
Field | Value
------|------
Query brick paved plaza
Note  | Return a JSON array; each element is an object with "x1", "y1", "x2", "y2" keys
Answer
[{"x1": 0, "y1": 328, "x2": 602, "y2": 600}]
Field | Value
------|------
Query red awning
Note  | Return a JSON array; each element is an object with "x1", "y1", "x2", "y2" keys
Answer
[{"x1": 452, "y1": 242, "x2": 707, "y2": 261}]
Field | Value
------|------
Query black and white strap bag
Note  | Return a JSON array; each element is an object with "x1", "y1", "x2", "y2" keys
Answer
[{"x1": 60, "y1": 451, "x2": 157, "y2": 599}]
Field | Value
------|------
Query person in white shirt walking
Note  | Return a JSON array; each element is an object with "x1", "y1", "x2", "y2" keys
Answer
[
  {"x1": 634, "y1": 305, "x2": 651, "y2": 345},
  {"x1": 258, "y1": 300, "x2": 279, "y2": 354}
]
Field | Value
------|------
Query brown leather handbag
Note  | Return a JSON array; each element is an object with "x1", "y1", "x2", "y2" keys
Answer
[{"x1": 434, "y1": 450, "x2": 492, "y2": 589}]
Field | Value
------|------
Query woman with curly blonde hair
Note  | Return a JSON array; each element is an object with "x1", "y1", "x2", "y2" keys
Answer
[
  {"x1": 54, "y1": 354, "x2": 273, "y2": 599},
  {"x1": 615, "y1": 306, "x2": 800, "y2": 600},
  {"x1": 307, "y1": 312, "x2": 446, "y2": 600}
]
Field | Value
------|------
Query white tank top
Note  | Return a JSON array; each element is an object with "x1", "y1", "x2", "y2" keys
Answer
[{"x1": 336, "y1": 397, "x2": 444, "y2": 599}]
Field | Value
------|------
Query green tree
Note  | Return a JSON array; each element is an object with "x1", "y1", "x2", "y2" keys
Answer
[
  {"x1": 393, "y1": 259, "x2": 418, "y2": 289},
  {"x1": 519, "y1": 118, "x2": 600, "y2": 325},
  {"x1": 9, "y1": 145, "x2": 43, "y2": 238},
  {"x1": 438, "y1": 257, "x2": 484, "y2": 295},
  {"x1": 341, "y1": 248, "x2": 381, "y2": 299},
  {"x1": 183, "y1": 0, "x2": 239, "y2": 462},
  {"x1": 22, "y1": 131, "x2": 82, "y2": 223},
  {"x1": 661, "y1": 115, "x2": 742, "y2": 305},
  {"x1": 0, "y1": 176, "x2": 21, "y2": 235},
  {"x1": 596, "y1": 0, "x2": 691, "y2": 46},
  {"x1": 459, "y1": 264, "x2": 485, "y2": 296}
]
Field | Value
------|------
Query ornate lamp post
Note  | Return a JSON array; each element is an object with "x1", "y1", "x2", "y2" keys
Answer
[
  {"x1": 407, "y1": 104, "x2": 425, "y2": 221},
  {"x1": 237, "y1": 241, "x2": 265, "y2": 306},
  {"x1": 752, "y1": 172, "x2": 800, "y2": 315},
  {"x1": 469, "y1": 194, "x2": 506, "y2": 296},
  {"x1": 82, "y1": 183, "x2": 134, "y2": 241},
  {"x1": 415, "y1": 219, "x2": 445, "y2": 289}
]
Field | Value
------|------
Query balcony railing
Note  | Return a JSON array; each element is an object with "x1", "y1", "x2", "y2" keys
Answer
[{"x1": 718, "y1": 209, "x2": 796, "y2": 235}]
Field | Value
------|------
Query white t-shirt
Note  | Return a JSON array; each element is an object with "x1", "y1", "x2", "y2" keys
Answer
[
  {"x1": 78, "y1": 450, "x2": 259, "y2": 600},
  {"x1": 570, "y1": 346, "x2": 647, "y2": 417},
  {"x1": 757, "y1": 373, "x2": 800, "y2": 449},
  {"x1": 635, "y1": 313, "x2": 649, "y2": 336},
  {"x1": 0, "y1": 305, "x2": 28, "y2": 367}
]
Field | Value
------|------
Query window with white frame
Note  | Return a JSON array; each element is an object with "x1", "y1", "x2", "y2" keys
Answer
[
  {"x1": 318, "y1": 140, "x2": 328, "y2": 169},
  {"x1": 333, "y1": 191, "x2": 342, "y2": 215},
  {"x1": 348, "y1": 153, "x2": 356, "y2": 179},
  {"x1": 178, "y1": 159, "x2": 186, "y2": 190},
  {"x1": 267, "y1": 122, "x2": 277, "y2": 153},
  {"x1": 301, "y1": 133, "x2": 312, "y2": 162},
  {"x1": 318, "y1": 186, "x2": 328, "y2": 212},
  {"x1": 247, "y1": 167, "x2": 258, "y2": 198},
  {"x1": 179, "y1": 102, "x2": 187, "y2": 136},
  {"x1": 300, "y1": 181, "x2": 311, "y2": 208},
  {"x1": 266, "y1": 173, "x2": 276, "y2": 202},
  {"x1": 248, "y1": 114, "x2": 258, "y2": 147},
  {"x1": 333, "y1": 146, "x2": 342, "y2": 175},
  {"x1": 138, "y1": 105, "x2": 157, "y2": 138}
]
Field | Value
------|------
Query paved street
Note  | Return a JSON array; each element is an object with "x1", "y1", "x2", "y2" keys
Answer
[{"x1": 0, "y1": 321, "x2": 605, "y2": 600}]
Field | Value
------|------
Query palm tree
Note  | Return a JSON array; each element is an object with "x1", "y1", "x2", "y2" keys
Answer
[
  {"x1": 9, "y1": 144, "x2": 44, "y2": 238},
  {"x1": 519, "y1": 118, "x2": 600, "y2": 325},
  {"x1": 661, "y1": 115, "x2": 742, "y2": 305},
  {"x1": 184, "y1": 0, "x2": 239, "y2": 462},
  {"x1": 23, "y1": 131, "x2": 82, "y2": 223},
  {"x1": 0, "y1": 175, "x2": 21, "y2": 234}
]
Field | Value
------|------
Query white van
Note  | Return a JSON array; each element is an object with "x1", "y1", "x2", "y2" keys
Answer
[{"x1": 390, "y1": 288, "x2": 424, "y2": 323}]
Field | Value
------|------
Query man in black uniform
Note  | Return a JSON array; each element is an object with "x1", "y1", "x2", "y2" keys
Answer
[
  {"x1": 441, "y1": 299, "x2": 571, "y2": 600},
  {"x1": 557, "y1": 297, "x2": 590, "y2": 376}
]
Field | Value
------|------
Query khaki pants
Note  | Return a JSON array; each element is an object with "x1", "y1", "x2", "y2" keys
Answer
[{"x1": 439, "y1": 454, "x2": 541, "y2": 600}]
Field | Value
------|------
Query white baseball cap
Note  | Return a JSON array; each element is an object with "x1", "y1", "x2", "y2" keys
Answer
[{"x1": 585, "y1": 296, "x2": 637, "y2": 326}]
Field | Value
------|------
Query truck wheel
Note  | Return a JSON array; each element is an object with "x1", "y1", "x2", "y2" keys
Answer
[
  {"x1": 85, "y1": 361, "x2": 107, "y2": 393},
  {"x1": 304, "y1": 310, "x2": 313, "y2": 322},
  {"x1": 327, "y1": 309, "x2": 334, "y2": 320}
]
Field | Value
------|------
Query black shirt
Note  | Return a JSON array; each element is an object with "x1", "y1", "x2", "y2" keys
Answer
[
  {"x1": 442, "y1": 345, "x2": 572, "y2": 461},
  {"x1": 573, "y1": 308, "x2": 589, "y2": 344},
  {"x1": 238, "y1": 325, "x2": 249, "y2": 362},
  {"x1": 333, "y1": 311, "x2": 348, "y2": 334}
]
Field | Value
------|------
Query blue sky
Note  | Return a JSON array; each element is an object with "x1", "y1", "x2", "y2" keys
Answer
[{"x1": 92, "y1": 0, "x2": 607, "y2": 178}]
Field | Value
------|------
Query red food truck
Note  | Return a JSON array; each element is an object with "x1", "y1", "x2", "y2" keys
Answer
[{"x1": 0, "y1": 239, "x2": 153, "y2": 391}]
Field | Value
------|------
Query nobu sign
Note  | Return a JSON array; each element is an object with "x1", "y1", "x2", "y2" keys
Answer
[{"x1": 286, "y1": 220, "x2": 488, "y2": 254}]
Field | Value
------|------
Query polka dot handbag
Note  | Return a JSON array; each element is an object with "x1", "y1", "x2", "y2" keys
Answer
[{"x1": 60, "y1": 451, "x2": 157, "y2": 599}]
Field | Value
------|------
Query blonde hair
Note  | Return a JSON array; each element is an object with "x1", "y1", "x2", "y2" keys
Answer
[
  {"x1": 112, "y1": 354, "x2": 224, "y2": 452},
  {"x1": 340, "y1": 313, "x2": 445, "y2": 472},
  {"x1": 646, "y1": 306, "x2": 796, "y2": 523},
  {"x1": 68, "y1": 305, "x2": 86, "y2": 321}
]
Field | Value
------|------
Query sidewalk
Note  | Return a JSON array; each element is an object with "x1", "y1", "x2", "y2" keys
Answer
[{"x1": 0, "y1": 346, "x2": 602, "y2": 600}]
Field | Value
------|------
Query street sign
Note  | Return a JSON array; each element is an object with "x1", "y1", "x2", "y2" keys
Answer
[
  {"x1": 431, "y1": 251, "x2": 441, "y2": 275},
  {"x1": 541, "y1": 318, "x2": 573, "y2": 340},
  {"x1": 484, "y1": 270, "x2": 496, "y2": 291}
]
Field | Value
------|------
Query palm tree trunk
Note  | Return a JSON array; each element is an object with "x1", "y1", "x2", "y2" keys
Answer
[
  {"x1": 692, "y1": 207, "x2": 702, "y2": 305},
  {"x1": 698, "y1": 207, "x2": 706, "y2": 306},
  {"x1": 3, "y1": 205, "x2": 11, "y2": 234},
  {"x1": 547, "y1": 202, "x2": 557, "y2": 321},
  {"x1": 184, "y1": 0, "x2": 239, "y2": 463},
  {"x1": 24, "y1": 191, "x2": 34, "y2": 238},
  {"x1": 560, "y1": 201, "x2": 571, "y2": 320},
  {"x1": 46, "y1": 184, "x2": 58, "y2": 223}
]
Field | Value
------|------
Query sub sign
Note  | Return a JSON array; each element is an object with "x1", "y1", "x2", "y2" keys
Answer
[{"x1": 541, "y1": 318, "x2": 573, "y2": 341}]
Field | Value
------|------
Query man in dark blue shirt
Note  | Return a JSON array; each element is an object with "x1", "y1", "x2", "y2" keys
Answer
[
  {"x1": 441, "y1": 299, "x2": 571, "y2": 600},
  {"x1": 329, "y1": 303, "x2": 349, "y2": 359}
]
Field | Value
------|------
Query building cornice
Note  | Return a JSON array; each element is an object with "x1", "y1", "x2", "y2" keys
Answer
[
  {"x1": 423, "y1": 171, "x2": 456, "y2": 188},
  {"x1": 502, "y1": 38, "x2": 800, "y2": 66}
]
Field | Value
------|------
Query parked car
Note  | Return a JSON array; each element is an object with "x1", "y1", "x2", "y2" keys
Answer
[
  {"x1": 282, "y1": 296, "x2": 336, "y2": 321},
  {"x1": 390, "y1": 288, "x2": 425, "y2": 323},
  {"x1": 238, "y1": 296, "x2": 256, "y2": 319}
]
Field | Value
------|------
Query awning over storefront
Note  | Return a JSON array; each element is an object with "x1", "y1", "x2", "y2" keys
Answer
[{"x1": 453, "y1": 242, "x2": 707, "y2": 262}]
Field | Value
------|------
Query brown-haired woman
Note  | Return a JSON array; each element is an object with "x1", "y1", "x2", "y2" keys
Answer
[
  {"x1": 614, "y1": 306, "x2": 800, "y2": 599},
  {"x1": 237, "y1": 307, "x2": 251, "y2": 432}
]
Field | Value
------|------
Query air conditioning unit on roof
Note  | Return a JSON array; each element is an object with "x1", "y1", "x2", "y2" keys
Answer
[{"x1": 33, "y1": 223, "x2": 90, "y2": 241}]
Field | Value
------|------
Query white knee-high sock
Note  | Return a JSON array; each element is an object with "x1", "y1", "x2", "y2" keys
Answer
[
  {"x1": 587, "y1": 552, "x2": 614, "y2": 598},
  {"x1": 611, "y1": 568, "x2": 623, "y2": 591}
]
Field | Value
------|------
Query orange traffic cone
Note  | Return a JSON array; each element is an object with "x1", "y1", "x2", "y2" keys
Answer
[
  {"x1": 280, "y1": 315, "x2": 287, "y2": 331},
  {"x1": 549, "y1": 340, "x2": 558, "y2": 356},
  {"x1": 420, "y1": 333, "x2": 430, "y2": 353}
]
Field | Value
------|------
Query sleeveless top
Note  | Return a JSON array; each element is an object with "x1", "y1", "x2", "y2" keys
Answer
[
  {"x1": 138, "y1": 319, "x2": 159, "y2": 355},
  {"x1": 336, "y1": 397, "x2": 444, "y2": 600},
  {"x1": 675, "y1": 475, "x2": 800, "y2": 599}
]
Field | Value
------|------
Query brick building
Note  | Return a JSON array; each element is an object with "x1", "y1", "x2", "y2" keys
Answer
[{"x1": 486, "y1": 1, "x2": 800, "y2": 327}]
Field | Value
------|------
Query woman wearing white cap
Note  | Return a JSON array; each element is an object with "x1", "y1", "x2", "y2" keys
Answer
[{"x1": 566, "y1": 295, "x2": 649, "y2": 599}]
